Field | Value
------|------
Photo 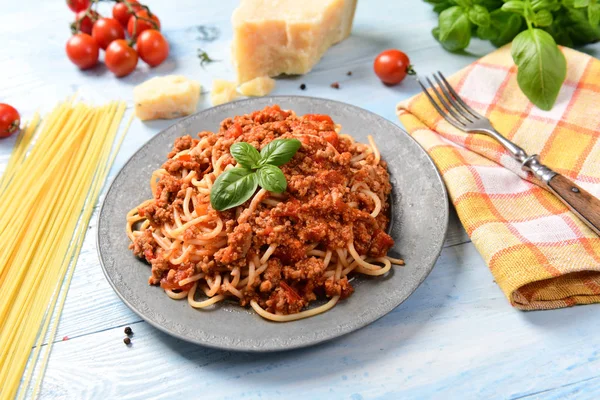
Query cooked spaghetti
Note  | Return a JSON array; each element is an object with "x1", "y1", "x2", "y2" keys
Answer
[{"x1": 127, "y1": 105, "x2": 403, "y2": 322}]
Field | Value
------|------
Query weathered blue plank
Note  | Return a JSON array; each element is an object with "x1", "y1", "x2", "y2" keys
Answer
[{"x1": 1, "y1": 0, "x2": 599, "y2": 399}]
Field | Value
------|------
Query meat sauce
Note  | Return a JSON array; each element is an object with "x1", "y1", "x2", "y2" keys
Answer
[{"x1": 130, "y1": 105, "x2": 394, "y2": 315}]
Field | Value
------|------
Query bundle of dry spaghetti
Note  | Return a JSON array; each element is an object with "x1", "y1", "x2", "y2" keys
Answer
[{"x1": 0, "y1": 99, "x2": 131, "y2": 399}]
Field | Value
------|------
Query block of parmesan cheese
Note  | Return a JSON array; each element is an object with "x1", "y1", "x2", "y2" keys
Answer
[
  {"x1": 231, "y1": 0, "x2": 357, "y2": 83},
  {"x1": 134, "y1": 75, "x2": 201, "y2": 121},
  {"x1": 211, "y1": 79, "x2": 239, "y2": 106},
  {"x1": 238, "y1": 76, "x2": 276, "y2": 96}
]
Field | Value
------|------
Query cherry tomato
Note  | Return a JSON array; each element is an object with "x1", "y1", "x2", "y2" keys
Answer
[
  {"x1": 127, "y1": 10, "x2": 160, "y2": 39},
  {"x1": 92, "y1": 18, "x2": 125, "y2": 50},
  {"x1": 105, "y1": 39, "x2": 138, "y2": 77},
  {"x1": 112, "y1": 1, "x2": 141, "y2": 28},
  {"x1": 136, "y1": 29, "x2": 169, "y2": 67},
  {"x1": 0, "y1": 104, "x2": 20, "y2": 138},
  {"x1": 66, "y1": 33, "x2": 99, "y2": 70},
  {"x1": 66, "y1": 0, "x2": 90, "y2": 13},
  {"x1": 74, "y1": 10, "x2": 100, "y2": 35},
  {"x1": 373, "y1": 49, "x2": 412, "y2": 85}
]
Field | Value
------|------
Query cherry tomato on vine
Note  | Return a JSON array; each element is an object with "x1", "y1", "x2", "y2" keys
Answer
[
  {"x1": 0, "y1": 104, "x2": 20, "y2": 139},
  {"x1": 74, "y1": 10, "x2": 100, "y2": 35},
  {"x1": 66, "y1": 0, "x2": 90, "y2": 13},
  {"x1": 92, "y1": 18, "x2": 125, "y2": 50},
  {"x1": 112, "y1": 1, "x2": 141, "y2": 28},
  {"x1": 66, "y1": 33, "x2": 99, "y2": 70},
  {"x1": 105, "y1": 39, "x2": 138, "y2": 77},
  {"x1": 127, "y1": 10, "x2": 160, "y2": 39},
  {"x1": 373, "y1": 49, "x2": 413, "y2": 85},
  {"x1": 136, "y1": 29, "x2": 169, "y2": 67}
]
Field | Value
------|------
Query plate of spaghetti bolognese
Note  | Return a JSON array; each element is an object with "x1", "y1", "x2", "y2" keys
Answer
[{"x1": 98, "y1": 96, "x2": 448, "y2": 351}]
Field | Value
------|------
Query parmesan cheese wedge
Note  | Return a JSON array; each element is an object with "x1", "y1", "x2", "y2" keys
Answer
[
  {"x1": 238, "y1": 76, "x2": 276, "y2": 97},
  {"x1": 134, "y1": 75, "x2": 201, "y2": 121},
  {"x1": 211, "y1": 79, "x2": 239, "y2": 106},
  {"x1": 231, "y1": 0, "x2": 357, "y2": 83}
]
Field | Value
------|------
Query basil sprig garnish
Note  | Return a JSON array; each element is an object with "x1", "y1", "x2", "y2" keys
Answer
[{"x1": 210, "y1": 139, "x2": 301, "y2": 211}]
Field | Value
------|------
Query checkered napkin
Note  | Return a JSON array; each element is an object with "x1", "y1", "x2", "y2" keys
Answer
[{"x1": 396, "y1": 46, "x2": 600, "y2": 310}]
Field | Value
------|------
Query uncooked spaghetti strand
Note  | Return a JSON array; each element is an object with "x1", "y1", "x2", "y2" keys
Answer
[{"x1": 27, "y1": 103, "x2": 130, "y2": 400}]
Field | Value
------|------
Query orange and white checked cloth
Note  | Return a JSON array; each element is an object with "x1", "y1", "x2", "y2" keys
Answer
[{"x1": 397, "y1": 46, "x2": 600, "y2": 310}]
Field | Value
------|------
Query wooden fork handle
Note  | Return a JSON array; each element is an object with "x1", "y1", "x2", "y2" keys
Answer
[
  {"x1": 522, "y1": 154, "x2": 600, "y2": 236},
  {"x1": 546, "y1": 174, "x2": 600, "y2": 236}
]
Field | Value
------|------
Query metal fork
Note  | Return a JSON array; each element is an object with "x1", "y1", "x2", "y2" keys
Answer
[{"x1": 418, "y1": 72, "x2": 600, "y2": 236}]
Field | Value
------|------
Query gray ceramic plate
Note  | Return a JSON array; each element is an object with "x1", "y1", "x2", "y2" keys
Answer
[{"x1": 98, "y1": 96, "x2": 448, "y2": 352}]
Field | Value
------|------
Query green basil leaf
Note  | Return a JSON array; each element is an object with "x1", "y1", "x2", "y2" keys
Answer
[
  {"x1": 258, "y1": 138, "x2": 302, "y2": 167},
  {"x1": 230, "y1": 142, "x2": 261, "y2": 169},
  {"x1": 476, "y1": 25, "x2": 497, "y2": 40},
  {"x1": 210, "y1": 167, "x2": 258, "y2": 211},
  {"x1": 433, "y1": 1, "x2": 457, "y2": 13},
  {"x1": 489, "y1": 9, "x2": 524, "y2": 47},
  {"x1": 469, "y1": 5, "x2": 491, "y2": 27},
  {"x1": 511, "y1": 29, "x2": 566, "y2": 111},
  {"x1": 589, "y1": 4, "x2": 600, "y2": 26},
  {"x1": 561, "y1": 6, "x2": 600, "y2": 44},
  {"x1": 473, "y1": 0, "x2": 503, "y2": 8},
  {"x1": 437, "y1": 6, "x2": 472, "y2": 51},
  {"x1": 502, "y1": 1, "x2": 526, "y2": 15},
  {"x1": 531, "y1": 0, "x2": 561, "y2": 11},
  {"x1": 574, "y1": 0, "x2": 590, "y2": 7},
  {"x1": 545, "y1": 11, "x2": 575, "y2": 46},
  {"x1": 257, "y1": 164, "x2": 287, "y2": 193},
  {"x1": 425, "y1": 0, "x2": 457, "y2": 13},
  {"x1": 533, "y1": 9, "x2": 554, "y2": 26},
  {"x1": 453, "y1": 0, "x2": 470, "y2": 7}
]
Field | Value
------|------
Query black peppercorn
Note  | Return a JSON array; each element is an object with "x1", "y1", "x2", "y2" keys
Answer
[
  {"x1": 124, "y1": 326, "x2": 133, "y2": 335},
  {"x1": 300, "y1": 83, "x2": 306, "y2": 90},
  {"x1": 123, "y1": 337, "x2": 131, "y2": 345}
]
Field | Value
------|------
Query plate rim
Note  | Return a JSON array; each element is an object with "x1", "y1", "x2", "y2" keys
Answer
[{"x1": 97, "y1": 95, "x2": 449, "y2": 352}]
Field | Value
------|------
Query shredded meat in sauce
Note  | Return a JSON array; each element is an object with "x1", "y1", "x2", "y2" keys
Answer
[{"x1": 130, "y1": 105, "x2": 394, "y2": 315}]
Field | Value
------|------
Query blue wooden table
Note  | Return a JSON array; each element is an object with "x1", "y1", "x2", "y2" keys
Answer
[{"x1": 2, "y1": 1, "x2": 600, "y2": 398}]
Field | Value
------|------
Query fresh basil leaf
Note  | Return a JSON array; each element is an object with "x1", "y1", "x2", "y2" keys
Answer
[
  {"x1": 473, "y1": 0, "x2": 503, "y2": 8},
  {"x1": 511, "y1": 29, "x2": 566, "y2": 111},
  {"x1": 469, "y1": 5, "x2": 491, "y2": 27},
  {"x1": 453, "y1": 0, "x2": 470, "y2": 7},
  {"x1": 230, "y1": 142, "x2": 261, "y2": 169},
  {"x1": 210, "y1": 167, "x2": 258, "y2": 211},
  {"x1": 545, "y1": 11, "x2": 575, "y2": 46},
  {"x1": 437, "y1": 6, "x2": 472, "y2": 51},
  {"x1": 562, "y1": 6, "x2": 600, "y2": 44},
  {"x1": 258, "y1": 138, "x2": 302, "y2": 167},
  {"x1": 589, "y1": 4, "x2": 600, "y2": 26},
  {"x1": 502, "y1": 1, "x2": 526, "y2": 15},
  {"x1": 256, "y1": 164, "x2": 287, "y2": 193},
  {"x1": 476, "y1": 25, "x2": 497, "y2": 41},
  {"x1": 433, "y1": 1, "x2": 457, "y2": 13},
  {"x1": 489, "y1": 9, "x2": 524, "y2": 46},
  {"x1": 532, "y1": 0, "x2": 561, "y2": 11},
  {"x1": 425, "y1": 0, "x2": 456, "y2": 13},
  {"x1": 574, "y1": 0, "x2": 590, "y2": 7},
  {"x1": 533, "y1": 9, "x2": 553, "y2": 26}
]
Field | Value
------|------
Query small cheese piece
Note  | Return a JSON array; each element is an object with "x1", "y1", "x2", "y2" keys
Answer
[
  {"x1": 231, "y1": 0, "x2": 357, "y2": 83},
  {"x1": 211, "y1": 79, "x2": 239, "y2": 106},
  {"x1": 238, "y1": 76, "x2": 276, "y2": 97},
  {"x1": 134, "y1": 75, "x2": 201, "y2": 121}
]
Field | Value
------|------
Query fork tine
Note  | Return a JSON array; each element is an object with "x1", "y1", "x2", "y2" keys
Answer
[
  {"x1": 425, "y1": 77, "x2": 472, "y2": 126},
  {"x1": 416, "y1": 77, "x2": 466, "y2": 131},
  {"x1": 432, "y1": 74, "x2": 474, "y2": 123},
  {"x1": 436, "y1": 71, "x2": 484, "y2": 120}
]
